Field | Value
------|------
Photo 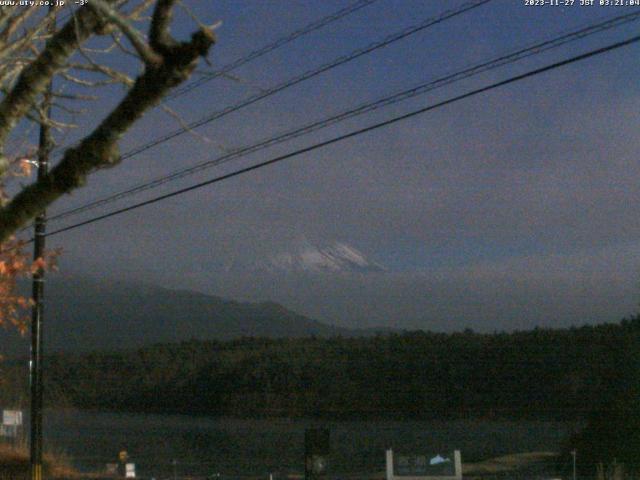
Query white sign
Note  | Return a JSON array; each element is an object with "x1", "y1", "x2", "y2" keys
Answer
[
  {"x1": 126, "y1": 463, "x2": 136, "y2": 478},
  {"x1": 2, "y1": 410, "x2": 22, "y2": 426},
  {"x1": 386, "y1": 449, "x2": 462, "y2": 480}
]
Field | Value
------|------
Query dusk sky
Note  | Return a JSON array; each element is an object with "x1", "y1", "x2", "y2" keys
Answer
[{"x1": 15, "y1": 0, "x2": 640, "y2": 331}]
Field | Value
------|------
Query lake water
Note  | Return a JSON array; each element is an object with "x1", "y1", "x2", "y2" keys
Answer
[{"x1": 41, "y1": 410, "x2": 573, "y2": 478}]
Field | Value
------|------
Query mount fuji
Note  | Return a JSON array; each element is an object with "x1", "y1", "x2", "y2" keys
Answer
[{"x1": 253, "y1": 238, "x2": 385, "y2": 274}]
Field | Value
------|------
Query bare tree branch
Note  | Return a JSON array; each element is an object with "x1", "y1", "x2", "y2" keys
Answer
[
  {"x1": 52, "y1": 92, "x2": 99, "y2": 101},
  {"x1": 0, "y1": 7, "x2": 37, "y2": 43},
  {"x1": 89, "y1": 0, "x2": 162, "y2": 65},
  {"x1": 0, "y1": 2, "x2": 215, "y2": 242},
  {"x1": 0, "y1": 5, "x2": 113, "y2": 172},
  {"x1": 149, "y1": 0, "x2": 177, "y2": 54},
  {"x1": 126, "y1": 0, "x2": 157, "y2": 21},
  {"x1": 110, "y1": 30, "x2": 140, "y2": 58},
  {"x1": 67, "y1": 62, "x2": 135, "y2": 86},
  {"x1": 159, "y1": 103, "x2": 227, "y2": 151}
]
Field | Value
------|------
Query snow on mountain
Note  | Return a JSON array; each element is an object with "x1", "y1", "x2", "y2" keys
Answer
[{"x1": 262, "y1": 238, "x2": 385, "y2": 274}]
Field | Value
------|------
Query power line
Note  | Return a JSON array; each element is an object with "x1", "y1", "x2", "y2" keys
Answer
[
  {"x1": 38, "y1": 32, "x2": 640, "y2": 240},
  {"x1": 46, "y1": 0, "x2": 380, "y2": 158},
  {"x1": 114, "y1": 0, "x2": 492, "y2": 161},
  {"x1": 45, "y1": 10, "x2": 640, "y2": 224},
  {"x1": 34, "y1": 0, "x2": 493, "y2": 230},
  {"x1": 166, "y1": 0, "x2": 380, "y2": 100}
]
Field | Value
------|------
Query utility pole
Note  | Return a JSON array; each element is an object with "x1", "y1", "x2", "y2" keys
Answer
[
  {"x1": 571, "y1": 449, "x2": 577, "y2": 480},
  {"x1": 30, "y1": 7, "x2": 55, "y2": 480}
]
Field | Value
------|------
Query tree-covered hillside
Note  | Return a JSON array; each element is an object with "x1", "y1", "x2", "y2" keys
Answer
[
  {"x1": 1, "y1": 278, "x2": 353, "y2": 357},
  {"x1": 16, "y1": 318, "x2": 635, "y2": 421}
]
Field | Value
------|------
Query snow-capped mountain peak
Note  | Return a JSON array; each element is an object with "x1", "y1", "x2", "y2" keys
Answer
[{"x1": 264, "y1": 239, "x2": 385, "y2": 274}]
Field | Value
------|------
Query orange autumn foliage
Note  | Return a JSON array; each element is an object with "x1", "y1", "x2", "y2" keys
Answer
[{"x1": 0, "y1": 155, "x2": 60, "y2": 337}]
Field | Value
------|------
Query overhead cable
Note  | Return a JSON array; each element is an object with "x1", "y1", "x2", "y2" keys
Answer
[
  {"x1": 38, "y1": 32, "x2": 640, "y2": 240},
  {"x1": 46, "y1": 10, "x2": 640, "y2": 224}
]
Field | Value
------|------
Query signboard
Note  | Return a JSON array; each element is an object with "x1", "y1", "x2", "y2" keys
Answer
[
  {"x1": 125, "y1": 463, "x2": 136, "y2": 478},
  {"x1": 2, "y1": 410, "x2": 22, "y2": 426},
  {"x1": 386, "y1": 450, "x2": 462, "y2": 480}
]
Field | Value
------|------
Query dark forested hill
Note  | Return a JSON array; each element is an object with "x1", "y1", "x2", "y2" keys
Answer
[
  {"x1": 8, "y1": 317, "x2": 634, "y2": 421},
  {"x1": 0, "y1": 277, "x2": 352, "y2": 357}
]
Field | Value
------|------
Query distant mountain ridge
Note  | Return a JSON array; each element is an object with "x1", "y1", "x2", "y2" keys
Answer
[{"x1": 0, "y1": 277, "x2": 357, "y2": 357}]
